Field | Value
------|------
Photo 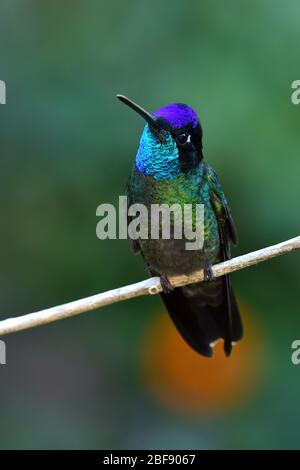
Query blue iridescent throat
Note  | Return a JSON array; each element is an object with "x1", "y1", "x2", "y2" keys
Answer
[{"x1": 135, "y1": 124, "x2": 180, "y2": 180}]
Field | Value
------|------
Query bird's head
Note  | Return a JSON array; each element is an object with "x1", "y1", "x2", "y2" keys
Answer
[{"x1": 117, "y1": 95, "x2": 203, "y2": 180}]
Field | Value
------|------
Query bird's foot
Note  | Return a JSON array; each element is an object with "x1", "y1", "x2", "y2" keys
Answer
[
  {"x1": 160, "y1": 276, "x2": 174, "y2": 294},
  {"x1": 204, "y1": 265, "x2": 215, "y2": 282}
]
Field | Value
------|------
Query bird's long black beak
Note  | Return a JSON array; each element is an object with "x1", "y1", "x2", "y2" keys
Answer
[{"x1": 117, "y1": 94, "x2": 157, "y2": 128}]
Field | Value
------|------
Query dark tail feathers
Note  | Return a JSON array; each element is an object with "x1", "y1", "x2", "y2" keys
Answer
[{"x1": 160, "y1": 276, "x2": 243, "y2": 358}]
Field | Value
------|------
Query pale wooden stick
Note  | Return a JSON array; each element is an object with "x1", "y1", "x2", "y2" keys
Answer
[{"x1": 0, "y1": 235, "x2": 299, "y2": 337}]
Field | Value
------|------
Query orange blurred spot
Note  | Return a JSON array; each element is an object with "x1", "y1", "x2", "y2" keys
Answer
[{"x1": 142, "y1": 305, "x2": 264, "y2": 416}]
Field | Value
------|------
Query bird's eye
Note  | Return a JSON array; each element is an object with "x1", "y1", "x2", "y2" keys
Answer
[{"x1": 176, "y1": 133, "x2": 190, "y2": 145}]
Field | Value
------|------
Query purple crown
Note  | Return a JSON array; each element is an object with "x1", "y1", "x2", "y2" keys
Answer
[{"x1": 153, "y1": 103, "x2": 199, "y2": 129}]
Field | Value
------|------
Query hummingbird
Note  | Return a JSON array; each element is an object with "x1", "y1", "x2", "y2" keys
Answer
[{"x1": 117, "y1": 94, "x2": 243, "y2": 357}]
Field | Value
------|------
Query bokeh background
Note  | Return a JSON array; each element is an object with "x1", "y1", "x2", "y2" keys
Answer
[{"x1": 0, "y1": 0, "x2": 300, "y2": 450}]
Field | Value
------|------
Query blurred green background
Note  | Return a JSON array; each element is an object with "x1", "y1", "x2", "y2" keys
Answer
[{"x1": 0, "y1": 0, "x2": 300, "y2": 450}]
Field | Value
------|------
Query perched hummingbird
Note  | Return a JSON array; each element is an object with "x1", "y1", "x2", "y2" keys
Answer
[{"x1": 118, "y1": 95, "x2": 243, "y2": 357}]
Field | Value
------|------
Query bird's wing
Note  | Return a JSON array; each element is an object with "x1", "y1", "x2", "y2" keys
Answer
[
  {"x1": 158, "y1": 165, "x2": 243, "y2": 358},
  {"x1": 205, "y1": 163, "x2": 242, "y2": 355},
  {"x1": 205, "y1": 164, "x2": 238, "y2": 251}
]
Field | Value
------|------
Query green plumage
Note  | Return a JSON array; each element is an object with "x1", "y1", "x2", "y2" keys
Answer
[
  {"x1": 127, "y1": 162, "x2": 220, "y2": 275},
  {"x1": 127, "y1": 161, "x2": 242, "y2": 357}
]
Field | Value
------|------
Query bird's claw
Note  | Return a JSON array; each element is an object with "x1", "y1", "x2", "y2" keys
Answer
[
  {"x1": 160, "y1": 276, "x2": 174, "y2": 294},
  {"x1": 204, "y1": 265, "x2": 215, "y2": 282}
]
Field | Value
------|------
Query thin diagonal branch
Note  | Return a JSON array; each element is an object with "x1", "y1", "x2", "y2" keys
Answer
[{"x1": 0, "y1": 235, "x2": 299, "y2": 337}]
